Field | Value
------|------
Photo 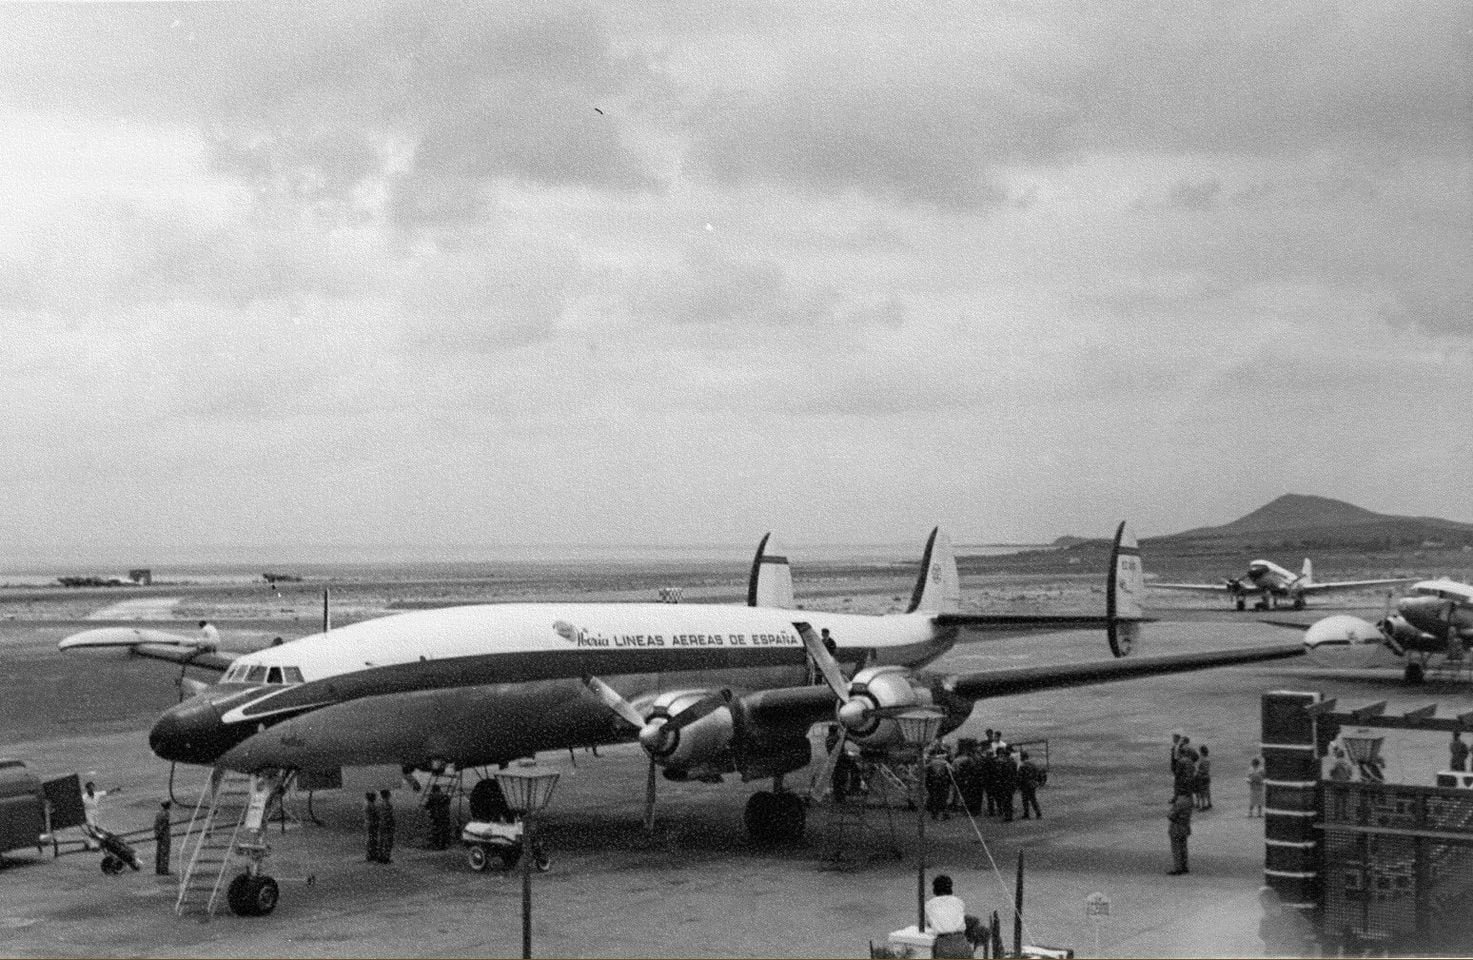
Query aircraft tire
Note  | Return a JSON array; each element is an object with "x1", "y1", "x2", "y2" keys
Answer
[
  {"x1": 1293, "y1": 598, "x2": 1305, "y2": 610},
  {"x1": 1235, "y1": 598, "x2": 1246, "y2": 611},
  {"x1": 101, "y1": 854, "x2": 123, "y2": 875},
  {"x1": 250, "y1": 876, "x2": 279, "y2": 916},
  {"x1": 1405, "y1": 662, "x2": 1425, "y2": 685},
  {"x1": 227, "y1": 873, "x2": 256, "y2": 916},
  {"x1": 467, "y1": 845, "x2": 491, "y2": 872},
  {"x1": 774, "y1": 792, "x2": 806, "y2": 845},
  {"x1": 744, "y1": 791, "x2": 779, "y2": 845}
]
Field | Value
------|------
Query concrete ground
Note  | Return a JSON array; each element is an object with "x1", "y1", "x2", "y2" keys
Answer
[{"x1": 1, "y1": 613, "x2": 1462, "y2": 958}]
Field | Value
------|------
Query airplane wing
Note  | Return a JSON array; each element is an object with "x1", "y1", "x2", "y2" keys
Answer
[
  {"x1": 747, "y1": 641, "x2": 1301, "y2": 729},
  {"x1": 1150, "y1": 582, "x2": 1239, "y2": 594},
  {"x1": 1298, "y1": 578, "x2": 1417, "y2": 596},
  {"x1": 57, "y1": 627, "x2": 238, "y2": 673},
  {"x1": 942, "y1": 643, "x2": 1304, "y2": 700}
]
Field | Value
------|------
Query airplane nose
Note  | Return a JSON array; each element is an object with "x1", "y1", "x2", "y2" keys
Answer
[{"x1": 149, "y1": 697, "x2": 237, "y2": 765}]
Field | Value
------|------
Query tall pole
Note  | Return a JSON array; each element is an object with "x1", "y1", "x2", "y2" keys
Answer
[
  {"x1": 1013, "y1": 848, "x2": 1024, "y2": 957},
  {"x1": 521, "y1": 810, "x2": 534, "y2": 959},
  {"x1": 322, "y1": 588, "x2": 331, "y2": 633},
  {"x1": 917, "y1": 745, "x2": 927, "y2": 932}
]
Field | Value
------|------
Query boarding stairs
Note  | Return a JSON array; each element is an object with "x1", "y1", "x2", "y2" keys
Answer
[
  {"x1": 824, "y1": 758, "x2": 904, "y2": 867},
  {"x1": 174, "y1": 768, "x2": 253, "y2": 919}
]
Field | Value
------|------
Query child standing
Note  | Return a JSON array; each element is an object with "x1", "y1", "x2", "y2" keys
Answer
[{"x1": 1247, "y1": 756, "x2": 1266, "y2": 817}]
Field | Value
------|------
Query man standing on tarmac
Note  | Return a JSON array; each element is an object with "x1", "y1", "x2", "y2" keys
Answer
[
  {"x1": 1018, "y1": 751, "x2": 1043, "y2": 819},
  {"x1": 426, "y1": 784, "x2": 452, "y2": 850},
  {"x1": 153, "y1": 801, "x2": 172, "y2": 875},
  {"x1": 363, "y1": 792, "x2": 379, "y2": 863},
  {"x1": 377, "y1": 789, "x2": 395, "y2": 863},
  {"x1": 1168, "y1": 792, "x2": 1193, "y2": 875}
]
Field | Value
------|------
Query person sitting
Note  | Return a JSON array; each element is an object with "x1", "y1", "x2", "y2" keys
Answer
[{"x1": 925, "y1": 874, "x2": 976, "y2": 958}]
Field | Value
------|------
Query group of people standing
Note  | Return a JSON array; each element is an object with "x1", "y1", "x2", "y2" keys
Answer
[
  {"x1": 361, "y1": 789, "x2": 396, "y2": 864},
  {"x1": 923, "y1": 730, "x2": 1045, "y2": 824},
  {"x1": 1170, "y1": 733, "x2": 1213, "y2": 812}
]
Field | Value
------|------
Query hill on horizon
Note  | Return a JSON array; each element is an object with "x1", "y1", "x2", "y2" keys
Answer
[{"x1": 1149, "y1": 494, "x2": 1473, "y2": 551}]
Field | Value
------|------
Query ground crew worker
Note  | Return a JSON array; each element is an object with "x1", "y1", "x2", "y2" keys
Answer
[
  {"x1": 1451, "y1": 731, "x2": 1469, "y2": 773},
  {"x1": 153, "y1": 801, "x2": 172, "y2": 875},
  {"x1": 363, "y1": 792, "x2": 379, "y2": 863},
  {"x1": 1018, "y1": 751, "x2": 1043, "y2": 819},
  {"x1": 1168, "y1": 792, "x2": 1193, "y2": 875},
  {"x1": 378, "y1": 789, "x2": 395, "y2": 863},
  {"x1": 426, "y1": 785, "x2": 452, "y2": 850},
  {"x1": 996, "y1": 748, "x2": 1018, "y2": 822},
  {"x1": 82, "y1": 781, "x2": 119, "y2": 849},
  {"x1": 197, "y1": 620, "x2": 220, "y2": 650}
]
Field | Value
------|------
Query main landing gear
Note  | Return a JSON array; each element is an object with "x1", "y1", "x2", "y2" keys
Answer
[
  {"x1": 1404, "y1": 662, "x2": 1425, "y2": 685},
  {"x1": 744, "y1": 783, "x2": 806, "y2": 846},
  {"x1": 226, "y1": 872, "x2": 280, "y2": 917}
]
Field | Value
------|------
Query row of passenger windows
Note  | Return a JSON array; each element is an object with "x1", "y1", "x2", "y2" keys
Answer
[{"x1": 224, "y1": 663, "x2": 305, "y2": 685}]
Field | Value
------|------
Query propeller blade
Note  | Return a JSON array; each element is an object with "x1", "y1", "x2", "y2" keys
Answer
[
  {"x1": 581, "y1": 676, "x2": 646, "y2": 730},
  {"x1": 659, "y1": 689, "x2": 731, "y2": 736},
  {"x1": 810, "y1": 726, "x2": 849, "y2": 801},
  {"x1": 644, "y1": 757, "x2": 657, "y2": 833},
  {"x1": 794, "y1": 621, "x2": 848, "y2": 700}
]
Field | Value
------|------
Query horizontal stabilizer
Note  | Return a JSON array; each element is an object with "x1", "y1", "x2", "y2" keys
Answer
[{"x1": 58, "y1": 627, "x2": 237, "y2": 672}]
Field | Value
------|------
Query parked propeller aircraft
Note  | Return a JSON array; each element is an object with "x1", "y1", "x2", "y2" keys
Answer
[
  {"x1": 60, "y1": 523, "x2": 1301, "y2": 916},
  {"x1": 1296, "y1": 578, "x2": 1473, "y2": 684},
  {"x1": 1153, "y1": 557, "x2": 1413, "y2": 611}
]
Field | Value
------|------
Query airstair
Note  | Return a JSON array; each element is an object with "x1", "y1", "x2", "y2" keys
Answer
[
  {"x1": 174, "y1": 768, "x2": 253, "y2": 919},
  {"x1": 824, "y1": 758, "x2": 904, "y2": 868}
]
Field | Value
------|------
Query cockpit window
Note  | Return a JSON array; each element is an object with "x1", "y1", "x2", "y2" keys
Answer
[
  {"x1": 266, "y1": 667, "x2": 283, "y2": 684},
  {"x1": 246, "y1": 666, "x2": 268, "y2": 683},
  {"x1": 283, "y1": 666, "x2": 305, "y2": 684}
]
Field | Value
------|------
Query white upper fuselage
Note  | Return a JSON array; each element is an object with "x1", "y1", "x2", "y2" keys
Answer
[
  {"x1": 153, "y1": 602, "x2": 951, "y2": 773},
  {"x1": 1245, "y1": 560, "x2": 1299, "y2": 594}
]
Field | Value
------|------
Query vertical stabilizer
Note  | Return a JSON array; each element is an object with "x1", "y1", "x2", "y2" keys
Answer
[
  {"x1": 1106, "y1": 522, "x2": 1145, "y2": 657},
  {"x1": 747, "y1": 533, "x2": 795, "y2": 608},
  {"x1": 906, "y1": 528, "x2": 961, "y2": 614},
  {"x1": 1299, "y1": 558, "x2": 1313, "y2": 585}
]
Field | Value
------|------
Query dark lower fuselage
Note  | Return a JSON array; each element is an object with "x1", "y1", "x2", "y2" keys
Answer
[{"x1": 149, "y1": 607, "x2": 950, "y2": 773}]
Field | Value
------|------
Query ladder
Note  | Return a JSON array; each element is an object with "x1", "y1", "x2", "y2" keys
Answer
[
  {"x1": 175, "y1": 768, "x2": 252, "y2": 919},
  {"x1": 824, "y1": 758, "x2": 903, "y2": 867}
]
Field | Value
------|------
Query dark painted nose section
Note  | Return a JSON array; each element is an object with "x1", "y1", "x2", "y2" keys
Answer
[{"x1": 149, "y1": 696, "x2": 242, "y2": 765}]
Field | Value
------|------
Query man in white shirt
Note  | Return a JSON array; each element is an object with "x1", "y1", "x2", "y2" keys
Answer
[
  {"x1": 925, "y1": 874, "x2": 974, "y2": 958},
  {"x1": 198, "y1": 620, "x2": 220, "y2": 650}
]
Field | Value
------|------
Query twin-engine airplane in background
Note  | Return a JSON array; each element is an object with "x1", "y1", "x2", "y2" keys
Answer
[
  {"x1": 1296, "y1": 578, "x2": 1473, "y2": 684},
  {"x1": 60, "y1": 523, "x2": 1302, "y2": 915},
  {"x1": 1153, "y1": 557, "x2": 1414, "y2": 611}
]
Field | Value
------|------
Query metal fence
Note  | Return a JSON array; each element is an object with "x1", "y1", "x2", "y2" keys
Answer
[{"x1": 1321, "y1": 781, "x2": 1473, "y2": 953}]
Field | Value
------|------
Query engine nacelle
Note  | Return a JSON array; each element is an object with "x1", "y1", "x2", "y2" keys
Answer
[
  {"x1": 1303, "y1": 615, "x2": 1395, "y2": 668},
  {"x1": 639, "y1": 689, "x2": 735, "y2": 772},
  {"x1": 838, "y1": 665, "x2": 933, "y2": 750}
]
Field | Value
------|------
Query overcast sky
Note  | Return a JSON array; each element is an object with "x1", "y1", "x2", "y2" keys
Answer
[{"x1": 0, "y1": 0, "x2": 1468, "y2": 561}]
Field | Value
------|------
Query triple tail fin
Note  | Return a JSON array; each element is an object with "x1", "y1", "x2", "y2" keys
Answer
[
  {"x1": 906, "y1": 527, "x2": 961, "y2": 614},
  {"x1": 747, "y1": 533, "x2": 795, "y2": 608},
  {"x1": 1106, "y1": 521, "x2": 1145, "y2": 657}
]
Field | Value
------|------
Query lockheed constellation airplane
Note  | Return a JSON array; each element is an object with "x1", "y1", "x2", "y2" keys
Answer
[
  {"x1": 1294, "y1": 578, "x2": 1473, "y2": 684},
  {"x1": 1153, "y1": 557, "x2": 1413, "y2": 610},
  {"x1": 60, "y1": 523, "x2": 1301, "y2": 915}
]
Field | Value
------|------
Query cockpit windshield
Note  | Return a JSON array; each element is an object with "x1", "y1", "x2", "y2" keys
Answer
[{"x1": 225, "y1": 663, "x2": 305, "y2": 684}]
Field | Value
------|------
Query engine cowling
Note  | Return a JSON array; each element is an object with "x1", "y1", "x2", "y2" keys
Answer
[
  {"x1": 638, "y1": 689, "x2": 735, "y2": 773},
  {"x1": 1303, "y1": 614, "x2": 1395, "y2": 668},
  {"x1": 836, "y1": 665, "x2": 934, "y2": 750}
]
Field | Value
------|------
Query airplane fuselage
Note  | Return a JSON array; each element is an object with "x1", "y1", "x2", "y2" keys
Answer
[
  {"x1": 150, "y1": 603, "x2": 953, "y2": 773},
  {"x1": 1241, "y1": 560, "x2": 1299, "y2": 597}
]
